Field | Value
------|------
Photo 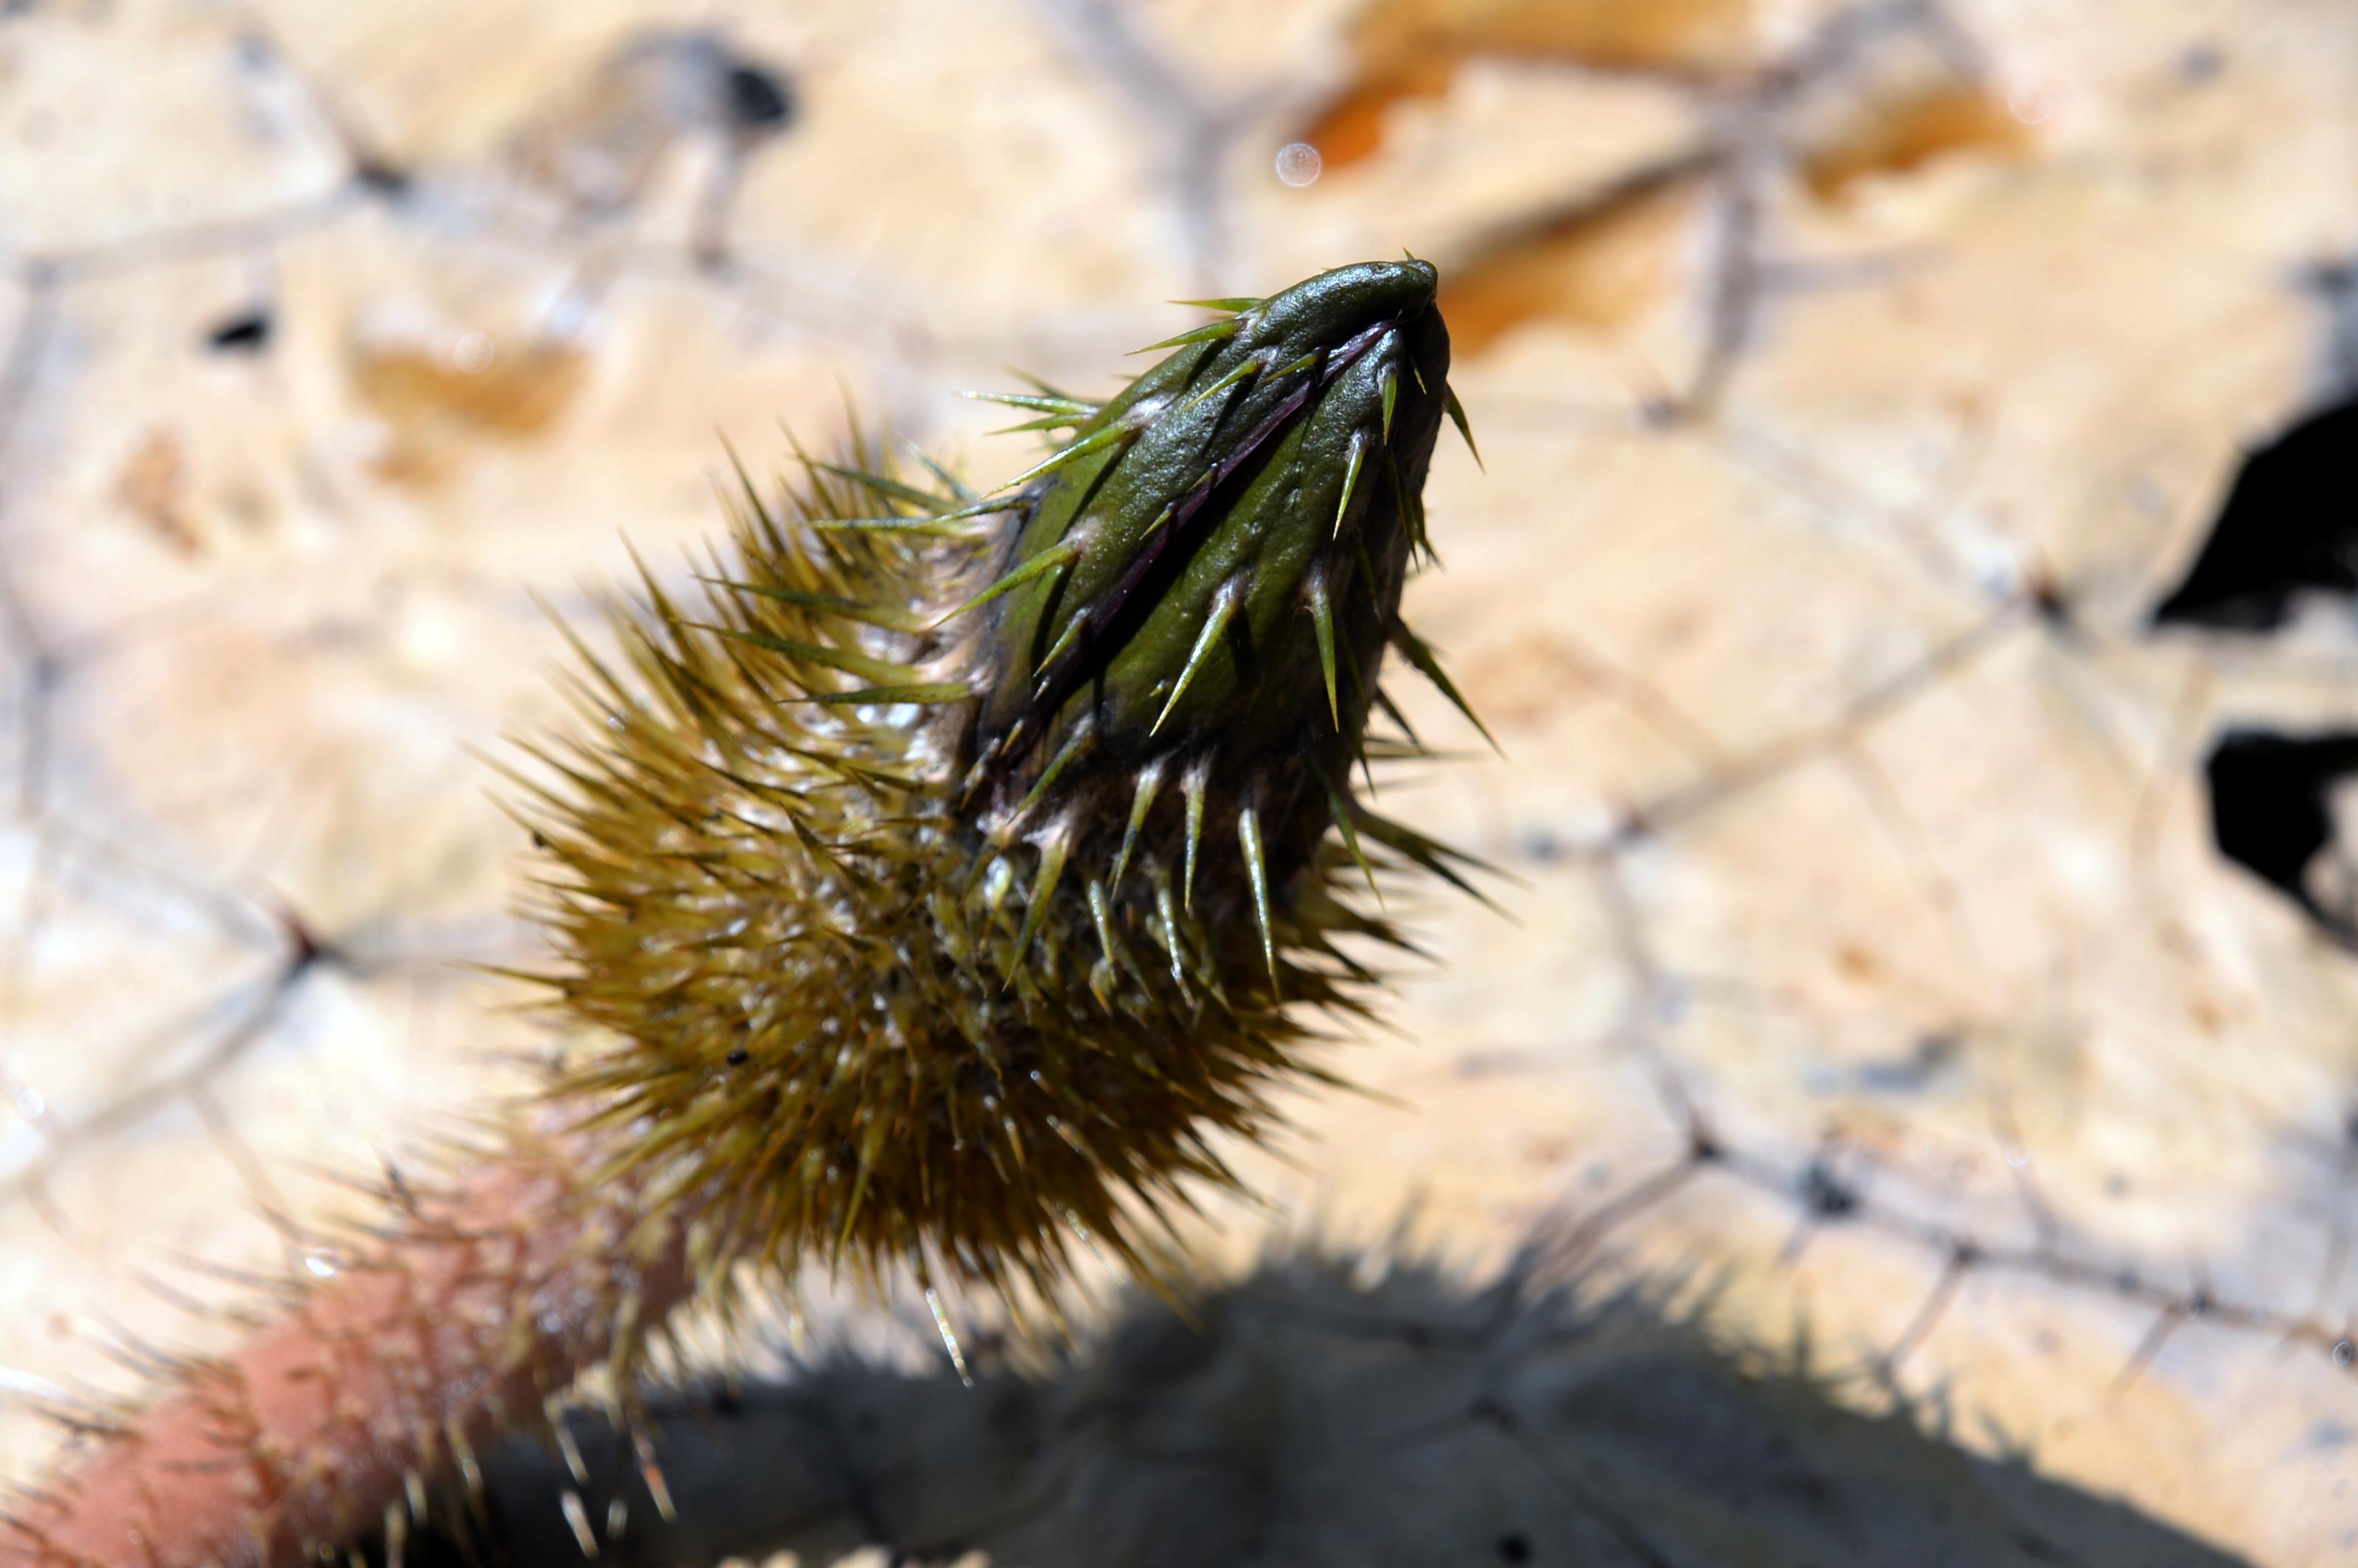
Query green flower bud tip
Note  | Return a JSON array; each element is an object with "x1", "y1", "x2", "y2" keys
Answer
[{"x1": 522, "y1": 260, "x2": 1491, "y2": 1311}]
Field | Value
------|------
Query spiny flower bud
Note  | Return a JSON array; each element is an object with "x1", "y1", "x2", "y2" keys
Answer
[
  {"x1": 957, "y1": 260, "x2": 1488, "y2": 976},
  {"x1": 523, "y1": 261, "x2": 1488, "y2": 1308}
]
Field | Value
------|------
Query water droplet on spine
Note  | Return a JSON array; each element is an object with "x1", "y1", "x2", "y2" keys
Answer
[{"x1": 1274, "y1": 141, "x2": 1323, "y2": 187}]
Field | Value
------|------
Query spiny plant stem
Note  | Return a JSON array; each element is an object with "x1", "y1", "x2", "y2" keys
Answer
[{"x1": 4, "y1": 1125, "x2": 697, "y2": 1568}]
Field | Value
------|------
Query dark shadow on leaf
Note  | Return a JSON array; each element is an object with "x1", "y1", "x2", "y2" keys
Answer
[
  {"x1": 393, "y1": 1247, "x2": 2255, "y2": 1568},
  {"x1": 2205, "y1": 729, "x2": 2358, "y2": 948},
  {"x1": 2153, "y1": 398, "x2": 2358, "y2": 630}
]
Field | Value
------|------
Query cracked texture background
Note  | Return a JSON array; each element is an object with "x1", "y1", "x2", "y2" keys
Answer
[{"x1": 1, "y1": 0, "x2": 2357, "y2": 1562}]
